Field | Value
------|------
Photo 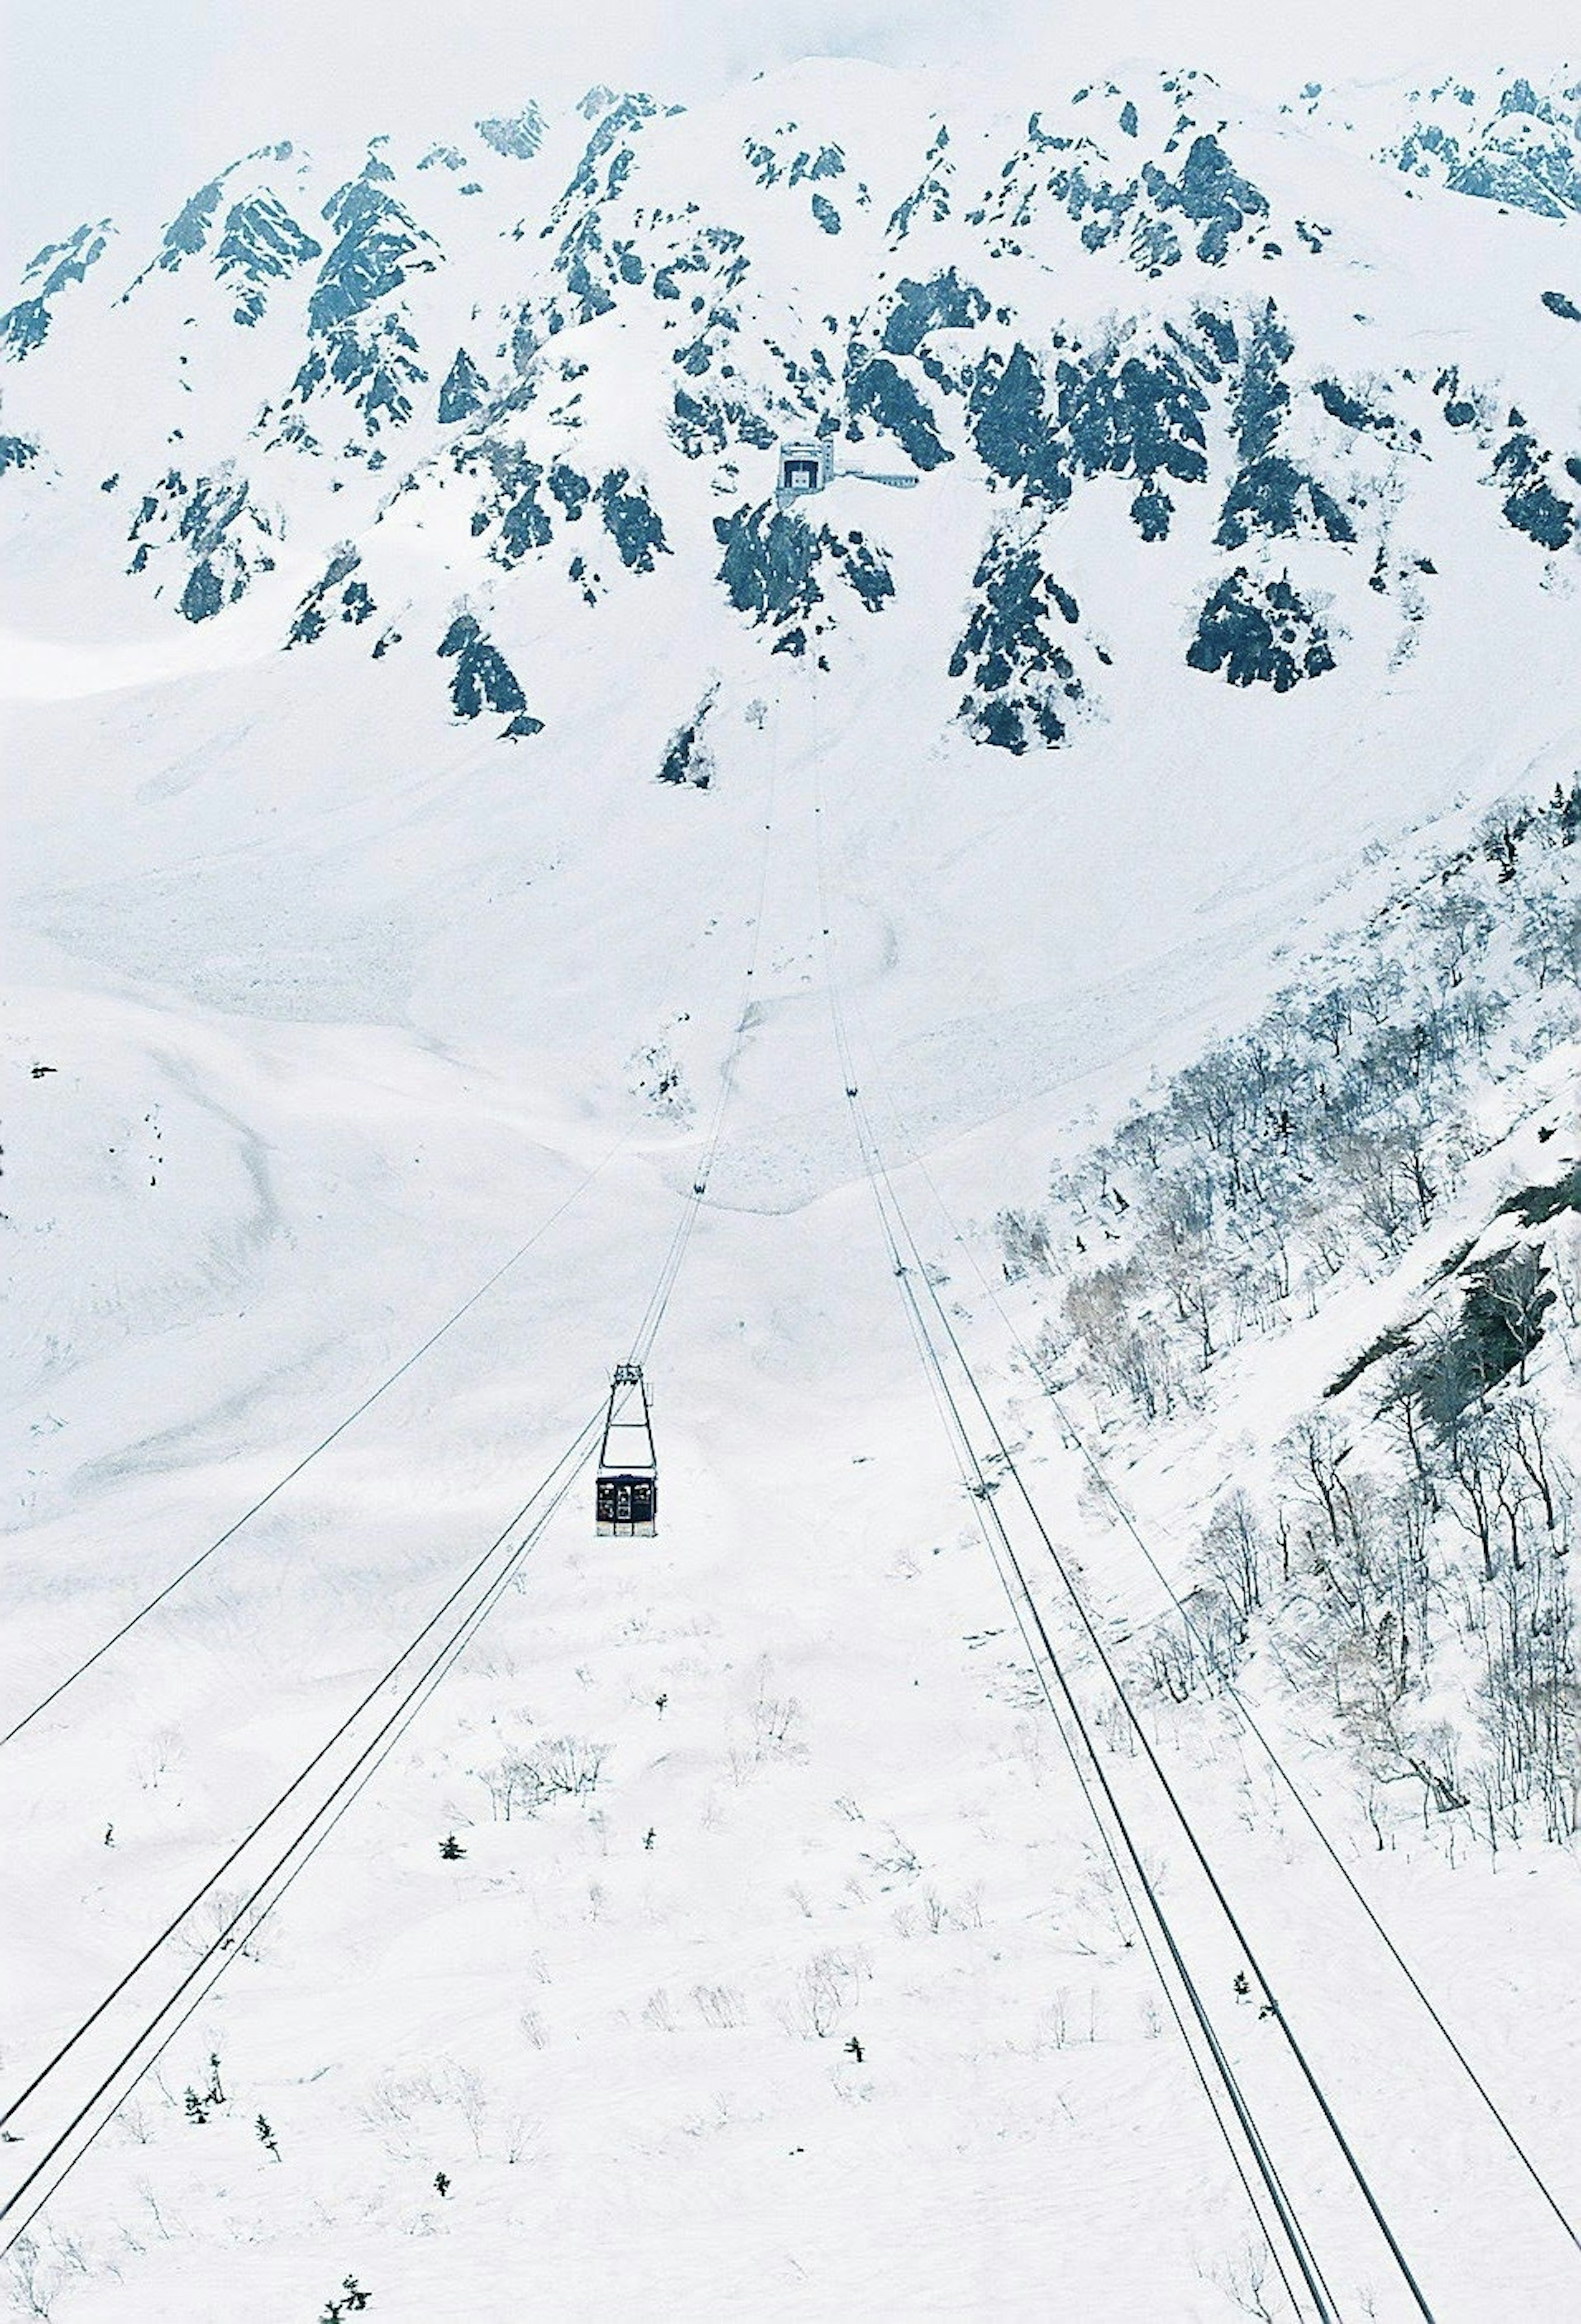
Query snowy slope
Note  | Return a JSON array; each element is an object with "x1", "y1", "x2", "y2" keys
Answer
[{"x1": 2, "y1": 54, "x2": 1581, "y2": 2324}]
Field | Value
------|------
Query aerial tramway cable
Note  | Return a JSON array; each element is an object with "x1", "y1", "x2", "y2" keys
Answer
[
  {"x1": 803, "y1": 678, "x2": 1443, "y2": 2322},
  {"x1": 874, "y1": 1155, "x2": 1324, "y2": 2322},
  {"x1": 0, "y1": 1416, "x2": 601, "y2": 2153},
  {"x1": 1, "y1": 704, "x2": 788, "y2": 2250},
  {"x1": 804, "y1": 755, "x2": 1330, "y2": 2320},
  {"x1": 858, "y1": 1032, "x2": 1581, "y2": 2268},
  {"x1": 2, "y1": 1125, "x2": 636, "y2": 1748},
  {"x1": 816, "y1": 681, "x2": 1581, "y2": 2282},
  {"x1": 868, "y1": 1082, "x2": 1436, "y2": 2320},
  {"x1": 0, "y1": 1416, "x2": 599, "y2": 2254},
  {"x1": 623, "y1": 699, "x2": 781, "y2": 1370}
]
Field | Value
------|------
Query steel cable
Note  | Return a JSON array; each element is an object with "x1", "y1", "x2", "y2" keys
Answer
[
  {"x1": 0, "y1": 1421, "x2": 597, "y2": 2251},
  {"x1": 3, "y1": 1129, "x2": 635, "y2": 1748},
  {"x1": 2, "y1": 688, "x2": 790, "y2": 2248},
  {"x1": 804, "y1": 686, "x2": 1336, "y2": 2319}
]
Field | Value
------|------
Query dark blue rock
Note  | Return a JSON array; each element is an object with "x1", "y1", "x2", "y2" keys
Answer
[
  {"x1": 1187, "y1": 567, "x2": 1335, "y2": 689},
  {"x1": 1195, "y1": 308, "x2": 1240, "y2": 370},
  {"x1": 660, "y1": 693, "x2": 718, "y2": 786},
  {"x1": 557, "y1": 93, "x2": 657, "y2": 221},
  {"x1": 1232, "y1": 303, "x2": 1294, "y2": 460},
  {"x1": 950, "y1": 534, "x2": 1087, "y2": 750},
  {"x1": 669, "y1": 390, "x2": 775, "y2": 458},
  {"x1": 156, "y1": 178, "x2": 225, "y2": 268},
  {"x1": 310, "y1": 171, "x2": 436, "y2": 334},
  {"x1": 1055, "y1": 346, "x2": 1209, "y2": 487},
  {"x1": 1493, "y1": 433, "x2": 1576, "y2": 548},
  {"x1": 825, "y1": 529, "x2": 895, "y2": 611},
  {"x1": 846, "y1": 355, "x2": 952, "y2": 469},
  {"x1": 970, "y1": 344, "x2": 1070, "y2": 503},
  {"x1": 287, "y1": 544, "x2": 363, "y2": 645},
  {"x1": 881, "y1": 269, "x2": 989, "y2": 359},
  {"x1": 454, "y1": 439, "x2": 558, "y2": 566},
  {"x1": 438, "y1": 613, "x2": 535, "y2": 720},
  {"x1": 549, "y1": 462, "x2": 591, "y2": 518},
  {"x1": 714, "y1": 504, "x2": 823, "y2": 641},
  {"x1": 1130, "y1": 481, "x2": 1173, "y2": 540},
  {"x1": 293, "y1": 311, "x2": 428, "y2": 433},
  {"x1": 0, "y1": 297, "x2": 51, "y2": 358},
  {"x1": 37, "y1": 226, "x2": 108, "y2": 294},
  {"x1": 888, "y1": 126, "x2": 954, "y2": 240},
  {"x1": 439, "y1": 347, "x2": 488, "y2": 423},
  {"x1": 1394, "y1": 97, "x2": 1581, "y2": 219},
  {"x1": 599, "y1": 469, "x2": 669, "y2": 570},
  {"x1": 477, "y1": 106, "x2": 546, "y2": 159},
  {"x1": 179, "y1": 560, "x2": 224, "y2": 623},
  {"x1": 1215, "y1": 454, "x2": 1355, "y2": 548},
  {"x1": 118, "y1": 462, "x2": 273, "y2": 621},
  {"x1": 793, "y1": 145, "x2": 845, "y2": 184},
  {"x1": 213, "y1": 191, "x2": 319, "y2": 315},
  {"x1": 177, "y1": 471, "x2": 249, "y2": 551},
  {"x1": 1313, "y1": 377, "x2": 1390, "y2": 432},
  {"x1": 1143, "y1": 134, "x2": 1268, "y2": 264},
  {"x1": 673, "y1": 333, "x2": 714, "y2": 376},
  {"x1": 554, "y1": 212, "x2": 617, "y2": 322},
  {"x1": 501, "y1": 480, "x2": 553, "y2": 562},
  {"x1": 713, "y1": 502, "x2": 894, "y2": 641}
]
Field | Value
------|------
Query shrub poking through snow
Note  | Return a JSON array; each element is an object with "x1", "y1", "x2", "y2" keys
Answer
[{"x1": 320, "y1": 2280, "x2": 371, "y2": 2319}]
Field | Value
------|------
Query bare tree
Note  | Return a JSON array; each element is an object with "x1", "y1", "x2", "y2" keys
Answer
[{"x1": 1200, "y1": 1493, "x2": 1268, "y2": 1633}]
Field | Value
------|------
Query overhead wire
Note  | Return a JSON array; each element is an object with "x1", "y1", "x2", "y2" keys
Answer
[
  {"x1": 847, "y1": 874, "x2": 1581, "y2": 2268},
  {"x1": 808, "y1": 722, "x2": 1441, "y2": 2319},
  {"x1": 0, "y1": 1416, "x2": 598, "y2": 2253},
  {"x1": 2, "y1": 681, "x2": 789, "y2": 2249},
  {"x1": 0, "y1": 1413, "x2": 602, "y2": 2149},
  {"x1": 802, "y1": 686, "x2": 1336, "y2": 2319},
  {"x1": 624, "y1": 694, "x2": 781, "y2": 1367},
  {"x1": 3, "y1": 1125, "x2": 636, "y2": 1748},
  {"x1": 874, "y1": 1138, "x2": 1321, "y2": 2322},
  {"x1": 867, "y1": 1074, "x2": 1434, "y2": 2318}
]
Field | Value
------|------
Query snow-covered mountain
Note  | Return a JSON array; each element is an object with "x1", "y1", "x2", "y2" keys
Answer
[
  {"x1": 2, "y1": 55, "x2": 1580, "y2": 2324},
  {"x1": 5, "y1": 63, "x2": 1581, "y2": 716}
]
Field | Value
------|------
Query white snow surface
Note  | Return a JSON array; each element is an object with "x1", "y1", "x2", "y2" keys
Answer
[{"x1": 2, "y1": 54, "x2": 1581, "y2": 2324}]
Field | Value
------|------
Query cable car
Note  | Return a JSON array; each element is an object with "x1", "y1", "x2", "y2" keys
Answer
[{"x1": 596, "y1": 1361, "x2": 658, "y2": 1536}]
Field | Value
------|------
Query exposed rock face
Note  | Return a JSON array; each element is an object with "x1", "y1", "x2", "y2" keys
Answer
[
  {"x1": 951, "y1": 532, "x2": 1100, "y2": 749},
  {"x1": 437, "y1": 614, "x2": 543, "y2": 735},
  {"x1": 5, "y1": 63, "x2": 1580, "y2": 757},
  {"x1": 1187, "y1": 567, "x2": 1336, "y2": 691}
]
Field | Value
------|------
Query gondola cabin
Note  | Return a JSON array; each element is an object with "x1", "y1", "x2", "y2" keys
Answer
[{"x1": 596, "y1": 1361, "x2": 659, "y2": 1537}]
